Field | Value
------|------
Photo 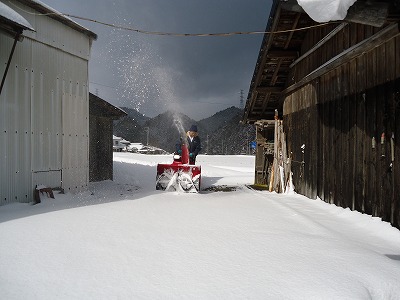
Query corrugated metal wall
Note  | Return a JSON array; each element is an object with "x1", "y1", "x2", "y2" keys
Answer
[
  {"x1": 1, "y1": 36, "x2": 33, "y2": 204},
  {"x1": 0, "y1": 1, "x2": 91, "y2": 204}
]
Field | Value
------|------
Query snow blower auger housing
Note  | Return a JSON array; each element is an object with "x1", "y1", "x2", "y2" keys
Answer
[{"x1": 156, "y1": 144, "x2": 201, "y2": 192}]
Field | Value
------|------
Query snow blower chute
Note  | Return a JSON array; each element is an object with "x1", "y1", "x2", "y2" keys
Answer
[{"x1": 156, "y1": 143, "x2": 201, "y2": 192}]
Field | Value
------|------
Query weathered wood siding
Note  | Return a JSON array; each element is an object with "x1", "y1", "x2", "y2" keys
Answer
[
  {"x1": 89, "y1": 116, "x2": 113, "y2": 182},
  {"x1": 283, "y1": 25, "x2": 400, "y2": 229}
]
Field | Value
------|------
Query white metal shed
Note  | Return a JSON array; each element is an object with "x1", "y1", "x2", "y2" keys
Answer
[{"x1": 0, "y1": 0, "x2": 97, "y2": 204}]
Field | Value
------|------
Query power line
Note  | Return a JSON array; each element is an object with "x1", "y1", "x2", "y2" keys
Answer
[
  {"x1": 65, "y1": 13, "x2": 337, "y2": 37},
  {"x1": 9, "y1": 1, "x2": 339, "y2": 38},
  {"x1": 170, "y1": 101, "x2": 232, "y2": 105},
  {"x1": 89, "y1": 81, "x2": 116, "y2": 89}
]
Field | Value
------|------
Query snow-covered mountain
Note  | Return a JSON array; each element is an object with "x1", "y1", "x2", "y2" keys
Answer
[{"x1": 113, "y1": 107, "x2": 255, "y2": 155}]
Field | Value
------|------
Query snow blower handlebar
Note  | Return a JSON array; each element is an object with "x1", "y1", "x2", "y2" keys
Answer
[{"x1": 180, "y1": 141, "x2": 189, "y2": 164}]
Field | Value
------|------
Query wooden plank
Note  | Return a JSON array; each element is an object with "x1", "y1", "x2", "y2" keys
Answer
[
  {"x1": 373, "y1": 44, "x2": 387, "y2": 85},
  {"x1": 342, "y1": 64, "x2": 352, "y2": 210},
  {"x1": 396, "y1": 36, "x2": 400, "y2": 76},
  {"x1": 256, "y1": 86, "x2": 283, "y2": 93},
  {"x1": 365, "y1": 86, "x2": 376, "y2": 216},
  {"x1": 309, "y1": 104, "x2": 316, "y2": 198},
  {"x1": 357, "y1": 92, "x2": 367, "y2": 212},
  {"x1": 394, "y1": 77, "x2": 400, "y2": 228},
  {"x1": 322, "y1": 75, "x2": 330, "y2": 202},
  {"x1": 316, "y1": 80, "x2": 323, "y2": 199},
  {"x1": 267, "y1": 50, "x2": 299, "y2": 59},
  {"x1": 347, "y1": 88, "x2": 357, "y2": 210},
  {"x1": 334, "y1": 69, "x2": 344, "y2": 207},
  {"x1": 386, "y1": 38, "x2": 395, "y2": 82},
  {"x1": 366, "y1": 50, "x2": 376, "y2": 90},
  {"x1": 349, "y1": 57, "x2": 357, "y2": 96},
  {"x1": 375, "y1": 84, "x2": 385, "y2": 218},
  {"x1": 387, "y1": 81, "x2": 396, "y2": 224},
  {"x1": 380, "y1": 84, "x2": 392, "y2": 222},
  {"x1": 328, "y1": 74, "x2": 336, "y2": 205},
  {"x1": 356, "y1": 49, "x2": 367, "y2": 93}
]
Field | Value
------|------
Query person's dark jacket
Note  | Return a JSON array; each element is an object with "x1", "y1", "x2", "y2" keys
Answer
[
  {"x1": 187, "y1": 135, "x2": 201, "y2": 156},
  {"x1": 175, "y1": 132, "x2": 202, "y2": 164},
  {"x1": 176, "y1": 135, "x2": 202, "y2": 155}
]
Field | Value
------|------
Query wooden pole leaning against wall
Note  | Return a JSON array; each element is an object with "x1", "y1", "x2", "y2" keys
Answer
[
  {"x1": 269, "y1": 112, "x2": 278, "y2": 191},
  {"x1": 270, "y1": 110, "x2": 280, "y2": 192},
  {"x1": 269, "y1": 110, "x2": 292, "y2": 193}
]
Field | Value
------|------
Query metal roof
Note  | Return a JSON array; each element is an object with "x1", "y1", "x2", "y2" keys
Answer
[
  {"x1": 10, "y1": 0, "x2": 97, "y2": 40},
  {"x1": 0, "y1": 1, "x2": 34, "y2": 35}
]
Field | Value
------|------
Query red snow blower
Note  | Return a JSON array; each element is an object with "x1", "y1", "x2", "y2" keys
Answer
[{"x1": 156, "y1": 143, "x2": 201, "y2": 192}]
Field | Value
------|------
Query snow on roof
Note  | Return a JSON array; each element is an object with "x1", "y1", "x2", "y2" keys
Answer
[
  {"x1": 297, "y1": 0, "x2": 357, "y2": 22},
  {"x1": 0, "y1": 1, "x2": 34, "y2": 31},
  {"x1": 11, "y1": 0, "x2": 97, "y2": 39}
]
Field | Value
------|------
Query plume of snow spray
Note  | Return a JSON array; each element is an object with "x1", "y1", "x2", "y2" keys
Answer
[
  {"x1": 109, "y1": 29, "x2": 185, "y2": 120},
  {"x1": 173, "y1": 116, "x2": 188, "y2": 146}
]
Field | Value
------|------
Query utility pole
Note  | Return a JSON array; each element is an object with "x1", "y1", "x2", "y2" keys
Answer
[
  {"x1": 239, "y1": 89, "x2": 244, "y2": 110},
  {"x1": 247, "y1": 130, "x2": 249, "y2": 155},
  {"x1": 144, "y1": 127, "x2": 149, "y2": 145}
]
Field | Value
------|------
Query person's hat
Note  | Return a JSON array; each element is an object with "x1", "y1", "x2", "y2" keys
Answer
[{"x1": 189, "y1": 124, "x2": 198, "y2": 132}]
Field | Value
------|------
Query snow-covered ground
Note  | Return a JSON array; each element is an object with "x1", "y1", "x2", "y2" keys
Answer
[{"x1": 1, "y1": 153, "x2": 400, "y2": 299}]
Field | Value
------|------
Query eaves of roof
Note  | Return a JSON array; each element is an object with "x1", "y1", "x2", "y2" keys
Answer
[
  {"x1": 0, "y1": 1, "x2": 34, "y2": 36},
  {"x1": 242, "y1": 0, "x2": 400, "y2": 124},
  {"x1": 89, "y1": 93, "x2": 127, "y2": 119},
  {"x1": 14, "y1": 0, "x2": 97, "y2": 40}
]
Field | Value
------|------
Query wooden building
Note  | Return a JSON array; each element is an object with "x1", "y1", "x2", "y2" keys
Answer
[
  {"x1": 242, "y1": 0, "x2": 400, "y2": 229},
  {"x1": 89, "y1": 93, "x2": 126, "y2": 182}
]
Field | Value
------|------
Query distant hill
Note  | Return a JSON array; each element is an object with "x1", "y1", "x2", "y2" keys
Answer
[
  {"x1": 113, "y1": 106, "x2": 255, "y2": 155},
  {"x1": 119, "y1": 107, "x2": 150, "y2": 126},
  {"x1": 113, "y1": 107, "x2": 151, "y2": 144},
  {"x1": 198, "y1": 106, "x2": 242, "y2": 133},
  {"x1": 205, "y1": 112, "x2": 255, "y2": 155},
  {"x1": 144, "y1": 110, "x2": 198, "y2": 153}
]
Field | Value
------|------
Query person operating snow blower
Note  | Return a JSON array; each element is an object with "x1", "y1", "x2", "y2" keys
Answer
[
  {"x1": 156, "y1": 124, "x2": 202, "y2": 192},
  {"x1": 176, "y1": 124, "x2": 202, "y2": 165}
]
